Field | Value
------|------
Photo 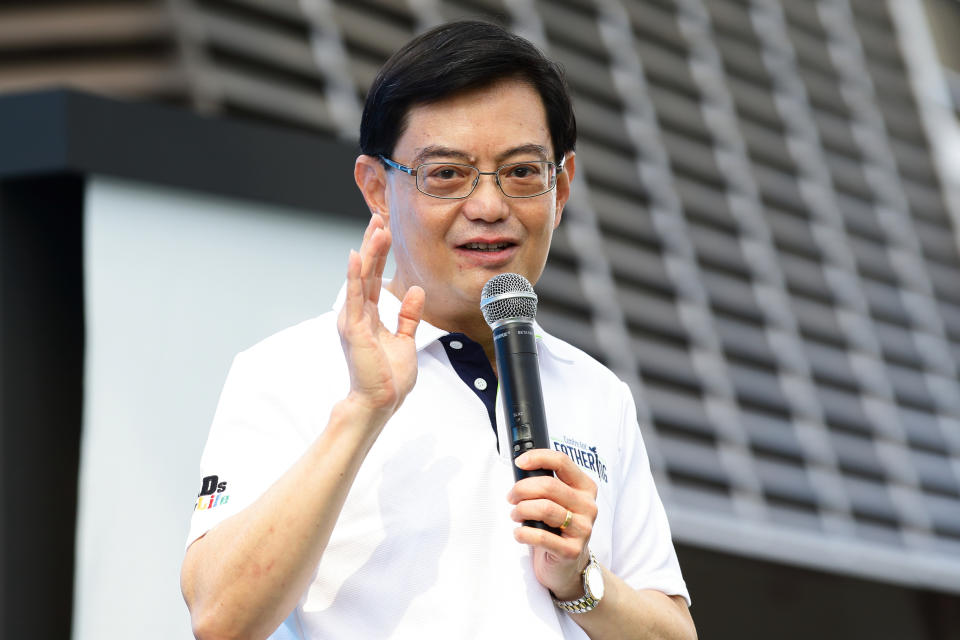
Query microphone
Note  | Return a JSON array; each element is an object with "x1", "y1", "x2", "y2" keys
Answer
[{"x1": 481, "y1": 273, "x2": 560, "y2": 535}]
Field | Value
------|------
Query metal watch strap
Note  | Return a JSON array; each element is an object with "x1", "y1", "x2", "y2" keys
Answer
[
  {"x1": 553, "y1": 592, "x2": 601, "y2": 614},
  {"x1": 552, "y1": 553, "x2": 601, "y2": 614}
]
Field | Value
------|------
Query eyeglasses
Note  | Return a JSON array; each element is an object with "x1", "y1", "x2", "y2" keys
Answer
[{"x1": 379, "y1": 155, "x2": 563, "y2": 199}]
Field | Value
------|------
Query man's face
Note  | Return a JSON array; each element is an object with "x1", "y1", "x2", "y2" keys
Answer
[{"x1": 378, "y1": 78, "x2": 574, "y2": 330}]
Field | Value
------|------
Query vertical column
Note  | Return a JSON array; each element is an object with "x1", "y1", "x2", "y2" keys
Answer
[
  {"x1": 407, "y1": 0, "x2": 444, "y2": 30},
  {"x1": 168, "y1": 0, "x2": 220, "y2": 114},
  {"x1": 887, "y1": 0, "x2": 960, "y2": 257},
  {"x1": 505, "y1": 0, "x2": 549, "y2": 48},
  {"x1": 0, "y1": 174, "x2": 85, "y2": 639},
  {"x1": 300, "y1": 0, "x2": 362, "y2": 139},
  {"x1": 887, "y1": 0, "x2": 960, "y2": 497}
]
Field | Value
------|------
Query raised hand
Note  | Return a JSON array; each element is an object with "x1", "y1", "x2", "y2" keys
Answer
[
  {"x1": 506, "y1": 449, "x2": 599, "y2": 600},
  {"x1": 338, "y1": 214, "x2": 425, "y2": 421}
]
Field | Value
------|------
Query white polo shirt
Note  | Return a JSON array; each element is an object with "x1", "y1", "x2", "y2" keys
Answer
[{"x1": 187, "y1": 284, "x2": 689, "y2": 639}]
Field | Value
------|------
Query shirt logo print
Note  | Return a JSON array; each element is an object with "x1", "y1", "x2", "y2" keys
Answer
[
  {"x1": 194, "y1": 474, "x2": 230, "y2": 511},
  {"x1": 552, "y1": 437, "x2": 608, "y2": 483}
]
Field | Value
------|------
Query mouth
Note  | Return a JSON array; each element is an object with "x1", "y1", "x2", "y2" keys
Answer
[
  {"x1": 453, "y1": 239, "x2": 519, "y2": 267},
  {"x1": 458, "y1": 241, "x2": 515, "y2": 252}
]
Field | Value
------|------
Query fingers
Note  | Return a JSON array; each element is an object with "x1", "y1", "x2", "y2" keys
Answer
[
  {"x1": 510, "y1": 490, "x2": 597, "y2": 573},
  {"x1": 371, "y1": 227, "x2": 392, "y2": 294},
  {"x1": 512, "y1": 523, "x2": 587, "y2": 562},
  {"x1": 344, "y1": 214, "x2": 422, "y2": 346},
  {"x1": 343, "y1": 249, "x2": 363, "y2": 327},
  {"x1": 510, "y1": 500, "x2": 586, "y2": 537},
  {"x1": 507, "y1": 449, "x2": 598, "y2": 512},
  {"x1": 508, "y1": 473, "x2": 581, "y2": 509},
  {"x1": 359, "y1": 214, "x2": 391, "y2": 305},
  {"x1": 506, "y1": 449, "x2": 598, "y2": 561},
  {"x1": 363, "y1": 227, "x2": 389, "y2": 305},
  {"x1": 515, "y1": 449, "x2": 599, "y2": 495},
  {"x1": 507, "y1": 475, "x2": 598, "y2": 529},
  {"x1": 342, "y1": 215, "x2": 387, "y2": 337},
  {"x1": 360, "y1": 212, "x2": 378, "y2": 248}
]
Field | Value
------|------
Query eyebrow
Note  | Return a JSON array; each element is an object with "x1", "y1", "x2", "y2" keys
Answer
[
  {"x1": 411, "y1": 146, "x2": 472, "y2": 165},
  {"x1": 411, "y1": 143, "x2": 552, "y2": 166},
  {"x1": 496, "y1": 144, "x2": 551, "y2": 163}
]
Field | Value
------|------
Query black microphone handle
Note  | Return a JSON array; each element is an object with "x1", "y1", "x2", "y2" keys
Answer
[{"x1": 492, "y1": 320, "x2": 562, "y2": 536}]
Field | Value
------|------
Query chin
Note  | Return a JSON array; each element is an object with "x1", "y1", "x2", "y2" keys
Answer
[{"x1": 464, "y1": 277, "x2": 489, "y2": 300}]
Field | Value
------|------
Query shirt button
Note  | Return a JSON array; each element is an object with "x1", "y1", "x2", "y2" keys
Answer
[
  {"x1": 449, "y1": 340, "x2": 463, "y2": 350},
  {"x1": 473, "y1": 377, "x2": 488, "y2": 391}
]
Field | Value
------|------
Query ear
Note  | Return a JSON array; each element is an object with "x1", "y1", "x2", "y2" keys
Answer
[
  {"x1": 553, "y1": 151, "x2": 576, "y2": 229},
  {"x1": 354, "y1": 155, "x2": 390, "y2": 222}
]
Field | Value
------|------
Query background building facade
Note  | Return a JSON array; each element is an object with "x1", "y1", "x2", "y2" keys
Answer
[{"x1": 1, "y1": 1, "x2": 959, "y2": 638}]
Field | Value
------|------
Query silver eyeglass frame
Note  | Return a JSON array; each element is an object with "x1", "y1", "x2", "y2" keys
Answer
[{"x1": 378, "y1": 155, "x2": 564, "y2": 200}]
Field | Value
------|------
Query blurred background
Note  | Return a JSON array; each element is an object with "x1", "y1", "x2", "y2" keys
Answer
[{"x1": 1, "y1": 0, "x2": 959, "y2": 638}]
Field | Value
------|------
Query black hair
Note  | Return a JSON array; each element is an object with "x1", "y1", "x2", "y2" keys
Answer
[{"x1": 359, "y1": 20, "x2": 576, "y2": 165}]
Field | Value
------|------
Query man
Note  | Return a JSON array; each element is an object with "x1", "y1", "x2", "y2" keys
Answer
[{"x1": 181, "y1": 20, "x2": 695, "y2": 640}]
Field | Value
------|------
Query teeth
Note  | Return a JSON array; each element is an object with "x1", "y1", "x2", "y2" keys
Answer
[{"x1": 463, "y1": 242, "x2": 510, "y2": 251}]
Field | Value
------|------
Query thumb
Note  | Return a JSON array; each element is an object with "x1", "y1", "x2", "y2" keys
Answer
[{"x1": 395, "y1": 285, "x2": 425, "y2": 338}]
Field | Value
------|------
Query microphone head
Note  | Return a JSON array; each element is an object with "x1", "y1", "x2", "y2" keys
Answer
[{"x1": 480, "y1": 273, "x2": 538, "y2": 327}]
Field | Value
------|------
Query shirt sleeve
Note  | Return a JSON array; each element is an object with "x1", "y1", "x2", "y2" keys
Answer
[
  {"x1": 185, "y1": 349, "x2": 314, "y2": 549},
  {"x1": 609, "y1": 381, "x2": 691, "y2": 605}
]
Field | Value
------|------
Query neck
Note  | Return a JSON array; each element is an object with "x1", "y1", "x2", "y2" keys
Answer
[
  {"x1": 386, "y1": 279, "x2": 499, "y2": 372},
  {"x1": 429, "y1": 309, "x2": 498, "y2": 374}
]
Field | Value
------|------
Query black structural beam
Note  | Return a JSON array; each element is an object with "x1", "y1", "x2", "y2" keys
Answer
[
  {"x1": 0, "y1": 89, "x2": 364, "y2": 216},
  {"x1": 0, "y1": 174, "x2": 85, "y2": 640},
  {"x1": 676, "y1": 543, "x2": 960, "y2": 640}
]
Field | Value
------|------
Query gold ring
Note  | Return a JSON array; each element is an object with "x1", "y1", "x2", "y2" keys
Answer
[{"x1": 559, "y1": 510, "x2": 573, "y2": 531}]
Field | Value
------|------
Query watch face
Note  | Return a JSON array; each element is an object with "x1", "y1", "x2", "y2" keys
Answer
[{"x1": 585, "y1": 564, "x2": 604, "y2": 600}]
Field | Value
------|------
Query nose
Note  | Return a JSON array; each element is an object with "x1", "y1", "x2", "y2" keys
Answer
[{"x1": 461, "y1": 172, "x2": 509, "y2": 223}]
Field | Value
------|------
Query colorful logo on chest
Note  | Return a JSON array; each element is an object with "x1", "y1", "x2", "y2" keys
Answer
[
  {"x1": 552, "y1": 437, "x2": 608, "y2": 483},
  {"x1": 194, "y1": 474, "x2": 230, "y2": 511}
]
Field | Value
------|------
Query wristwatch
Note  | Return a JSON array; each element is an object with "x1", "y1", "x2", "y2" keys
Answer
[{"x1": 552, "y1": 552, "x2": 605, "y2": 614}]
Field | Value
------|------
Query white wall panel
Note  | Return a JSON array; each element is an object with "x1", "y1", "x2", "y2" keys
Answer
[{"x1": 74, "y1": 176, "x2": 368, "y2": 640}]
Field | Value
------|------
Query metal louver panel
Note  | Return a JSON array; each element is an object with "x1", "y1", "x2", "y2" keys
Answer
[
  {"x1": 527, "y1": 0, "x2": 960, "y2": 593},
  {"x1": 0, "y1": 2, "x2": 183, "y2": 98}
]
